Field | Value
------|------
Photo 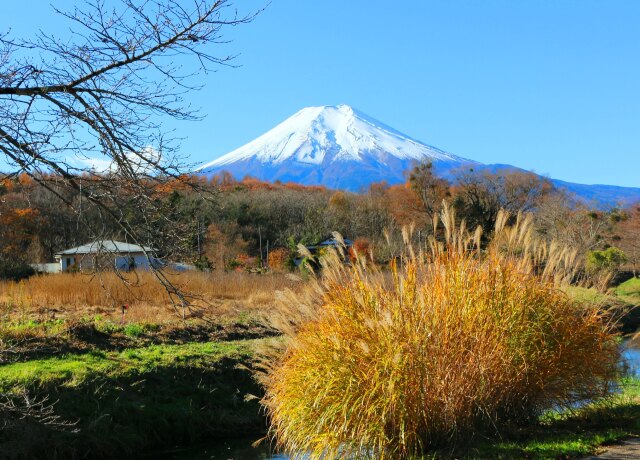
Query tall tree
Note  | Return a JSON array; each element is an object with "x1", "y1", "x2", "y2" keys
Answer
[
  {"x1": 0, "y1": 0, "x2": 256, "y2": 299},
  {"x1": 453, "y1": 168, "x2": 552, "y2": 233},
  {"x1": 616, "y1": 203, "x2": 640, "y2": 276},
  {"x1": 408, "y1": 161, "x2": 450, "y2": 219},
  {"x1": 0, "y1": 0, "x2": 255, "y2": 257}
]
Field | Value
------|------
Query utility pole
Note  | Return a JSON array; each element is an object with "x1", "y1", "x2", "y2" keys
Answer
[
  {"x1": 258, "y1": 226, "x2": 263, "y2": 267},
  {"x1": 196, "y1": 219, "x2": 201, "y2": 257}
]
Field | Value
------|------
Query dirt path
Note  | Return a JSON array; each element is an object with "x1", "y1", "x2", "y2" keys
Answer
[{"x1": 583, "y1": 437, "x2": 640, "y2": 459}]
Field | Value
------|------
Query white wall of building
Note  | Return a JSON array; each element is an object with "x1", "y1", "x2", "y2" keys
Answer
[{"x1": 56, "y1": 253, "x2": 161, "y2": 272}]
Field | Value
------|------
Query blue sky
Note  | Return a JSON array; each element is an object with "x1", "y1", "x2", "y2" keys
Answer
[{"x1": 3, "y1": 1, "x2": 639, "y2": 187}]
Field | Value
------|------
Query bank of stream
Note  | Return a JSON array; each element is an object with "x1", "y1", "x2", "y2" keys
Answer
[{"x1": 151, "y1": 341, "x2": 640, "y2": 460}]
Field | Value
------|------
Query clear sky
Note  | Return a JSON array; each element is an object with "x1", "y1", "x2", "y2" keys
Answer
[{"x1": 3, "y1": 1, "x2": 639, "y2": 187}]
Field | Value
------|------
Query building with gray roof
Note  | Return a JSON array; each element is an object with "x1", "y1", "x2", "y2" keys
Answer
[{"x1": 54, "y1": 240, "x2": 160, "y2": 272}]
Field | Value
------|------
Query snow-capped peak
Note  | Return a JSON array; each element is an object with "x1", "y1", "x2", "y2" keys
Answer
[
  {"x1": 193, "y1": 105, "x2": 640, "y2": 206},
  {"x1": 197, "y1": 104, "x2": 471, "y2": 171}
]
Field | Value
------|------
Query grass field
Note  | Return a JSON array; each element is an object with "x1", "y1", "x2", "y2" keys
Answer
[
  {"x1": 563, "y1": 280, "x2": 640, "y2": 334},
  {"x1": 0, "y1": 270, "x2": 302, "y2": 324},
  {"x1": 0, "y1": 270, "x2": 290, "y2": 457},
  {"x1": 469, "y1": 377, "x2": 640, "y2": 459},
  {"x1": 408, "y1": 377, "x2": 640, "y2": 459},
  {"x1": 614, "y1": 277, "x2": 640, "y2": 306},
  {"x1": 1, "y1": 271, "x2": 639, "y2": 458},
  {"x1": 1, "y1": 322, "x2": 639, "y2": 459}
]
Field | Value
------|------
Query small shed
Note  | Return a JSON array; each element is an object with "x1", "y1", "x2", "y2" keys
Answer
[
  {"x1": 55, "y1": 240, "x2": 160, "y2": 272},
  {"x1": 294, "y1": 236, "x2": 355, "y2": 267},
  {"x1": 306, "y1": 236, "x2": 354, "y2": 255}
]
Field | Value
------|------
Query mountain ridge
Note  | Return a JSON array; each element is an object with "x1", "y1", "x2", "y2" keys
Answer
[{"x1": 196, "y1": 105, "x2": 640, "y2": 207}]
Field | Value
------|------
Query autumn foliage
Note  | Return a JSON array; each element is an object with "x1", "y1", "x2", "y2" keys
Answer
[{"x1": 0, "y1": 166, "x2": 638, "y2": 289}]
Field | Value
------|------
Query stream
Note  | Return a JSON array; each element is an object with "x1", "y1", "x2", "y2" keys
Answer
[{"x1": 623, "y1": 340, "x2": 640, "y2": 377}]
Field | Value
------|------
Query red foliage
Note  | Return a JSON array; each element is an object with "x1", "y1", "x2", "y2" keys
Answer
[
  {"x1": 349, "y1": 238, "x2": 373, "y2": 261},
  {"x1": 268, "y1": 247, "x2": 291, "y2": 270},
  {"x1": 384, "y1": 184, "x2": 426, "y2": 226}
]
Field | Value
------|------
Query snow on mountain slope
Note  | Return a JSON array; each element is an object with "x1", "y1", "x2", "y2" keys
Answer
[
  {"x1": 195, "y1": 104, "x2": 640, "y2": 206},
  {"x1": 197, "y1": 104, "x2": 473, "y2": 172}
]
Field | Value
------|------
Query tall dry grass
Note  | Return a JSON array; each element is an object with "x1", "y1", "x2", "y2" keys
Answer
[
  {"x1": 261, "y1": 207, "x2": 620, "y2": 459},
  {"x1": 0, "y1": 270, "x2": 302, "y2": 322}
]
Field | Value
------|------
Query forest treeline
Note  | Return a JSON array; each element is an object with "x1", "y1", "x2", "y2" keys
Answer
[{"x1": 1, "y1": 164, "x2": 638, "y2": 285}]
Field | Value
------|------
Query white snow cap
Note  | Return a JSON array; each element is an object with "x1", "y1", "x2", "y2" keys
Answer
[{"x1": 197, "y1": 104, "x2": 469, "y2": 170}]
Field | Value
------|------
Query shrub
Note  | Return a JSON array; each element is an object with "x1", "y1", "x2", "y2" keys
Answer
[
  {"x1": 0, "y1": 258, "x2": 35, "y2": 281},
  {"x1": 268, "y1": 247, "x2": 293, "y2": 271},
  {"x1": 262, "y1": 208, "x2": 620, "y2": 459},
  {"x1": 348, "y1": 237, "x2": 372, "y2": 261},
  {"x1": 587, "y1": 247, "x2": 628, "y2": 273},
  {"x1": 586, "y1": 247, "x2": 628, "y2": 290},
  {"x1": 123, "y1": 323, "x2": 145, "y2": 338},
  {"x1": 226, "y1": 253, "x2": 259, "y2": 271},
  {"x1": 193, "y1": 255, "x2": 213, "y2": 271}
]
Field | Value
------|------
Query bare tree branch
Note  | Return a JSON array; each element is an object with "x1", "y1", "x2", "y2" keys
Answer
[{"x1": 0, "y1": 0, "x2": 261, "y2": 316}]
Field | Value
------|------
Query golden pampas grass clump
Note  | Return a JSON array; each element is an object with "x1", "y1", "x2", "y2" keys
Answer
[{"x1": 261, "y1": 206, "x2": 620, "y2": 459}]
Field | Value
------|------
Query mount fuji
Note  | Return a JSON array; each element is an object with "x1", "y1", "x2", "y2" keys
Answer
[
  {"x1": 197, "y1": 104, "x2": 476, "y2": 191},
  {"x1": 196, "y1": 104, "x2": 640, "y2": 206}
]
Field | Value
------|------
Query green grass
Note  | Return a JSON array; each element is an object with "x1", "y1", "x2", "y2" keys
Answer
[
  {"x1": 0, "y1": 339, "x2": 267, "y2": 459},
  {"x1": 0, "y1": 273, "x2": 638, "y2": 459},
  {"x1": 614, "y1": 277, "x2": 640, "y2": 305},
  {"x1": 564, "y1": 285, "x2": 611, "y2": 305},
  {"x1": 0, "y1": 340, "x2": 252, "y2": 390},
  {"x1": 564, "y1": 282, "x2": 640, "y2": 334},
  {"x1": 0, "y1": 318, "x2": 67, "y2": 338},
  {"x1": 1, "y1": 336, "x2": 639, "y2": 459},
  {"x1": 93, "y1": 318, "x2": 163, "y2": 336},
  {"x1": 0, "y1": 317, "x2": 160, "y2": 343},
  {"x1": 423, "y1": 378, "x2": 640, "y2": 459},
  {"x1": 498, "y1": 378, "x2": 640, "y2": 459},
  {"x1": 479, "y1": 431, "x2": 626, "y2": 460},
  {"x1": 564, "y1": 278, "x2": 640, "y2": 308},
  {"x1": 0, "y1": 317, "x2": 239, "y2": 364}
]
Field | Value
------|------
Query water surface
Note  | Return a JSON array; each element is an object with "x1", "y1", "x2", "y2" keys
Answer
[
  {"x1": 157, "y1": 437, "x2": 287, "y2": 460},
  {"x1": 622, "y1": 340, "x2": 640, "y2": 377}
]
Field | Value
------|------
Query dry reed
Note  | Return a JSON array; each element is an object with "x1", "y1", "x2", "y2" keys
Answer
[
  {"x1": 0, "y1": 270, "x2": 302, "y2": 322},
  {"x1": 261, "y1": 206, "x2": 620, "y2": 459}
]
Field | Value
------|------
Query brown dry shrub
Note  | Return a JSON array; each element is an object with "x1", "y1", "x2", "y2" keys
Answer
[{"x1": 268, "y1": 248, "x2": 292, "y2": 271}]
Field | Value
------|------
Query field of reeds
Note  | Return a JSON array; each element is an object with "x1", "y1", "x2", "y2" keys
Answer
[{"x1": 0, "y1": 270, "x2": 302, "y2": 323}]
